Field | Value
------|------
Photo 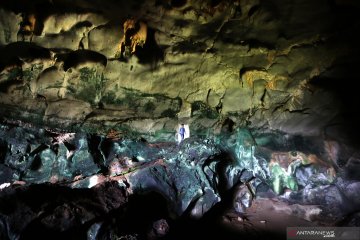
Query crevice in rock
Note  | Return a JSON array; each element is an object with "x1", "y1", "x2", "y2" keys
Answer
[
  {"x1": 285, "y1": 108, "x2": 311, "y2": 114},
  {"x1": 221, "y1": 118, "x2": 235, "y2": 134},
  {"x1": 245, "y1": 39, "x2": 276, "y2": 51},
  {"x1": 248, "y1": 5, "x2": 260, "y2": 17},
  {"x1": 215, "y1": 100, "x2": 223, "y2": 114},
  {"x1": 63, "y1": 141, "x2": 76, "y2": 152},
  {"x1": 87, "y1": 134, "x2": 106, "y2": 170},
  {"x1": 206, "y1": 89, "x2": 211, "y2": 105},
  {"x1": 271, "y1": 96, "x2": 291, "y2": 114},
  {"x1": 29, "y1": 144, "x2": 48, "y2": 157},
  {"x1": 260, "y1": 88, "x2": 267, "y2": 107},
  {"x1": 29, "y1": 155, "x2": 42, "y2": 171},
  {"x1": 0, "y1": 140, "x2": 7, "y2": 164},
  {"x1": 35, "y1": 94, "x2": 48, "y2": 107},
  {"x1": 185, "y1": 89, "x2": 200, "y2": 101}
]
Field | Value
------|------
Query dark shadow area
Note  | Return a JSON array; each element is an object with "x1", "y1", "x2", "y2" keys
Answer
[
  {"x1": 215, "y1": 150, "x2": 236, "y2": 196},
  {"x1": 309, "y1": 65, "x2": 360, "y2": 147},
  {"x1": 63, "y1": 141, "x2": 76, "y2": 152},
  {"x1": 0, "y1": 140, "x2": 6, "y2": 164},
  {"x1": 107, "y1": 191, "x2": 170, "y2": 239},
  {"x1": 0, "y1": 80, "x2": 23, "y2": 93},
  {"x1": 87, "y1": 134, "x2": 104, "y2": 163},
  {"x1": 327, "y1": 0, "x2": 360, "y2": 28},
  {"x1": 19, "y1": 215, "x2": 91, "y2": 240},
  {"x1": 0, "y1": 181, "x2": 127, "y2": 240},
  {"x1": 170, "y1": 0, "x2": 187, "y2": 8},
  {"x1": 135, "y1": 27, "x2": 164, "y2": 68},
  {"x1": 248, "y1": 4, "x2": 260, "y2": 17},
  {"x1": 165, "y1": 183, "x2": 284, "y2": 240},
  {"x1": 172, "y1": 40, "x2": 207, "y2": 54},
  {"x1": 221, "y1": 118, "x2": 235, "y2": 134},
  {"x1": 210, "y1": 0, "x2": 222, "y2": 8},
  {"x1": 0, "y1": 42, "x2": 51, "y2": 71},
  {"x1": 71, "y1": 20, "x2": 93, "y2": 30},
  {"x1": 345, "y1": 154, "x2": 360, "y2": 181},
  {"x1": 29, "y1": 155, "x2": 42, "y2": 171},
  {"x1": 62, "y1": 50, "x2": 107, "y2": 71},
  {"x1": 87, "y1": 134, "x2": 110, "y2": 174},
  {"x1": 100, "y1": 138, "x2": 116, "y2": 161},
  {"x1": 0, "y1": 165, "x2": 15, "y2": 186}
]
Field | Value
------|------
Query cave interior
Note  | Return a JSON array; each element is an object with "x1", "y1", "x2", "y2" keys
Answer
[{"x1": 0, "y1": 0, "x2": 360, "y2": 239}]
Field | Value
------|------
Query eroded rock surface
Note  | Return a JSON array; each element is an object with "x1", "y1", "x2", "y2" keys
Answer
[
  {"x1": 1, "y1": 0, "x2": 360, "y2": 239},
  {"x1": 0, "y1": 0, "x2": 359, "y2": 144},
  {"x1": 0, "y1": 123, "x2": 359, "y2": 239}
]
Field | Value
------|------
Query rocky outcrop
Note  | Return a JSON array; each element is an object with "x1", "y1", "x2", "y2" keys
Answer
[{"x1": 0, "y1": 123, "x2": 359, "y2": 239}]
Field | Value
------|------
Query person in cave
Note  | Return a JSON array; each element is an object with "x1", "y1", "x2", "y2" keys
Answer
[{"x1": 179, "y1": 124, "x2": 186, "y2": 142}]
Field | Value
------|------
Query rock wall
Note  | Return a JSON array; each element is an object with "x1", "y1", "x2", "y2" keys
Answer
[
  {"x1": 0, "y1": 0, "x2": 359, "y2": 145},
  {"x1": 1, "y1": 1, "x2": 360, "y2": 238}
]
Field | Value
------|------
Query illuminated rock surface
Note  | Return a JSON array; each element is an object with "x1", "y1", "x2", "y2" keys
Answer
[
  {"x1": 0, "y1": 0, "x2": 358, "y2": 139},
  {"x1": 1, "y1": 0, "x2": 360, "y2": 239}
]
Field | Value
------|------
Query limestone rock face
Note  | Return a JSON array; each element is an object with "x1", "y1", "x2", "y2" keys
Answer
[
  {"x1": 2, "y1": 2, "x2": 360, "y2": 238},
  {"x1": 0, "y1": 0, "x2": 359, "y2": 144}
]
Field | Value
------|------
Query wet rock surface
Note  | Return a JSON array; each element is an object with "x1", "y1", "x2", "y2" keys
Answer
[{"x1": 0, "y1": 123, "x2": 359, "y2": 239}]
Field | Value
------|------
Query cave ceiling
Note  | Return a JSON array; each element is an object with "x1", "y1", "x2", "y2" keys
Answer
[{"x1": 0, "y1": 0, "x2": 359, "y2": 143}]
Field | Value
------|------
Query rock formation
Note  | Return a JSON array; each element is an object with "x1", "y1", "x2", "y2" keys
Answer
[{"x1": 1, "y1": 0, "x2": 360, "y2": 239}]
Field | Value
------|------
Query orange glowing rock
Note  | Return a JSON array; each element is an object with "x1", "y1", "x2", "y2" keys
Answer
[
  {"x1": 23, "y1": 13, "x2": 36, "y2": 33},
  {"x1": 117, "y1": 18, "x2": 147, "y2": 56}
]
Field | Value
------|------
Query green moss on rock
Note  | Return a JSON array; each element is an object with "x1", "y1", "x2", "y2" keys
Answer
[
  {"x1": 191, "y1": 101, "x2": 219, "y2": 119},
  {"x1": 161, "y1": 109, "x2": 177, "y2": 118},
  {"x1": 75, "y1": 67, "x2": 107, "y2": 105}
]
